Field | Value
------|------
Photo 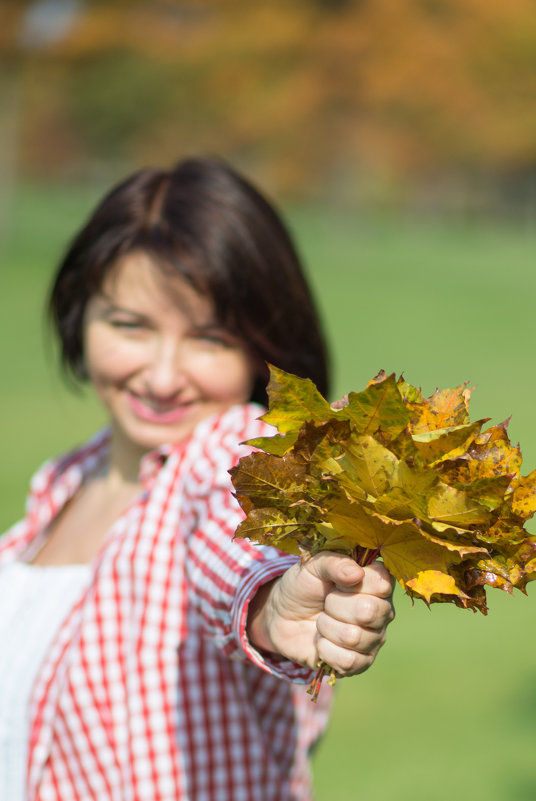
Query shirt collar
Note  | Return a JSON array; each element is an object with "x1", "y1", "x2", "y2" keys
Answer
[{"x1": 138, "y1": 445, "x2": 173, "y2": 489}]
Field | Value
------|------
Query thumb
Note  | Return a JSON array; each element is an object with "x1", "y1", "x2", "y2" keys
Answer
[{"x1": 305, "y1": 551, "x2": 365, "y2": 592}]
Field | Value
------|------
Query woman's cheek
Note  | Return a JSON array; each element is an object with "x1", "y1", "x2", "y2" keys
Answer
[{"x1": 85, "y1": 329, "x2": 145, "y2": 384}]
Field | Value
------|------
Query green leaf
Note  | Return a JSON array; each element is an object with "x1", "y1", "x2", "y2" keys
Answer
[
  {"x1": 339, "y1": 373, "x2": 412, "y2": 438},
  {"x1": 245, "y1": 432, "x2": 299, "y2": 456},
  {"x1": 260, "y1": 365, "x2": 333, "y2": 434}
]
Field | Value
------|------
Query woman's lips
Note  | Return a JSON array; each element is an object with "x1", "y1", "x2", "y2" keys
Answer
[{"x1": 126, "y1": 392, "x2": 192, "y2": 424}]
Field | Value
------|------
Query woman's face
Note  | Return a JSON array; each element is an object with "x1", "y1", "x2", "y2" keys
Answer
[{"x1": 83, "y1": 251, "x2": 256, "y2": 464}]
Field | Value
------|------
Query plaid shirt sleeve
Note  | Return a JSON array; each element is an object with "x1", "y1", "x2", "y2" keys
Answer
[{"x1": 181, "y1": 405, "x2": 314, "y2": 683}]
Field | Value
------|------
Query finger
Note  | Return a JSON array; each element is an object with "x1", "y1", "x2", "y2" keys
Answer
[
  {"x1": 316, "y1": 612, "x2": 387, "y2": 655},
  {"x1": 316, "y1": 637, "x2": 382, "y2": 678},
  {"x1": 324, "y1": 591, "x2": 395, "y2": 630},
  {"x1": 305, "y1": 551, "x2": 365, "y2": 590},
  {"x1": 359, "y1": 561, "x2": 395, "y2": 599}
]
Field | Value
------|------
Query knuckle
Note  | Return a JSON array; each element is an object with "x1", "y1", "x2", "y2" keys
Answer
[
  {"x1": 342, "y1": 623, "x2": 363, "y2": 650},
  {"x1": 356, "y1": 596, "x2": 377, "y2": 627},
  {"x1": 337, "y1": 650, "x2": 357, "y2": 674},
  {"x1": 380, "y1": 580, "x2": 395, "y2": 599}
]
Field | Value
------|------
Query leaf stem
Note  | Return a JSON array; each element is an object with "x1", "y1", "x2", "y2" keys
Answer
[{"x1": 307, "y1": 661, "x2": 327, "y2": 702}]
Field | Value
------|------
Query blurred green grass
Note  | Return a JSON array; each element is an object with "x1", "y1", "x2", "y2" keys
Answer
[{"x1": 2, "y1": 184, "x2": 536, "y2": 801}]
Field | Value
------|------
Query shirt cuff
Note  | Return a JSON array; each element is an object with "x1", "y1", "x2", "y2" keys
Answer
[{"x1": 230, "y1": 554, "x2": 315, "y2": 683}]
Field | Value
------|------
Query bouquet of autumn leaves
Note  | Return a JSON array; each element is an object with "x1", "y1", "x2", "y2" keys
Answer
[{"x1": 230, "y1": 367, "x2": 536, "y2": 697}]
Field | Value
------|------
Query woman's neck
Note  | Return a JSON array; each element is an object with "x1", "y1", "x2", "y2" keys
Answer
[{"x1": 106, "y1": 425, "x2": 148, "y2": 487}]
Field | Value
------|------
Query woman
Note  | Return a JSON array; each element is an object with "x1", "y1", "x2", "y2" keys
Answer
[{"x1": 0, "y1": 157, "x2": 394, "y2": 800}]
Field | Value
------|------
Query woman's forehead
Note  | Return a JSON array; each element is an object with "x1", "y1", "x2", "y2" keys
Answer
[{"x1": 101, "y1": 251, "x2": 215, "y2": 320}]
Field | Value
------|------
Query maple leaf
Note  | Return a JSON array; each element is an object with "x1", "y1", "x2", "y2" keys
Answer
[
  {"x1": 259, "y1": 366, "x2": 333, "y2": 435},
  {"x1": 409, "y1": 384, "x2": 472, "y2": 433},
  {"x1": 406, "y1": 570, "x2": 469, "y2": 604},
  {"x1": 234, "y1": 506, "x2": 308, "y2": 555},
  {"x1": 510, "y1": 469, "x2": 536, "y2": 519},
  {"x1": 337, "y1": 373, "x2": 412, "y2": 439},
  {"x1": 337, "y1": 435, "x2": 398, "y2": 498},
  {"x1": 410, "y1": 420, "x2": 486, "y2": 466},
  {"x1": 323, "y1": 500, "x2": 467, "y2": 587},
  {"x1": 230, "y1": 366, "x2": 536, "y2": 696},
  {"x1": 231, "y1": 449, "x2": 309, "y2": 508},
  {"x1": 426, "y1": 482, "x2": 491, "y2": 527},
  {"x1": 446, "y1": 431, "x2": 522, "y2": 484}
]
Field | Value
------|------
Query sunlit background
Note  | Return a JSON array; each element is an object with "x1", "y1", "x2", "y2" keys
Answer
[{"x1": 2, "y1": 2, "x2": 536, "y2": 799}]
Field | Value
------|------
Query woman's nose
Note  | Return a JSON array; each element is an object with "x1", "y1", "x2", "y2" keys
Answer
[{"x1": 144, "y1": 339, "x2": 187, "y2": 398}]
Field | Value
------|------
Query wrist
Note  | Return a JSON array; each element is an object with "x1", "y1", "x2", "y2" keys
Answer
[{"x1": 246, "y1": 577, "x2": 281, "y2": 657}]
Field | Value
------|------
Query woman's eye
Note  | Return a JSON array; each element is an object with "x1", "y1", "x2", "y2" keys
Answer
[
  {"x1": 194, "y1": 331, "x2": 234, "y2": 347},
  {"x1": 109, "y1": 319, "x2": 144, "y2": 330},
  {"x1": 200, "y1": 334, "x2": 225, "y2": 345}
]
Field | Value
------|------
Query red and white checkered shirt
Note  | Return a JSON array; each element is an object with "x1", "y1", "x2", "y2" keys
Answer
[{"x1": 0, "y1": 404, "x2": 332, "y2": 801}]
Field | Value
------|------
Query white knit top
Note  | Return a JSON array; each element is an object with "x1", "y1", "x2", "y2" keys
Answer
[{"x1": 0, "y1": 561, "x2": 91, "y2": 799}]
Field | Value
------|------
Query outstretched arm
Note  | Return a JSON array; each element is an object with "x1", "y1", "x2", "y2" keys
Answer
[{"x1": 247, "y1": 552, "x2": 395, "y2": 677}]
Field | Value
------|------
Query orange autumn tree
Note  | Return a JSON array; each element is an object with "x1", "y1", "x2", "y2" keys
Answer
[{"x1": 2, "y1": 0, "x2": 536, "y2": 193}]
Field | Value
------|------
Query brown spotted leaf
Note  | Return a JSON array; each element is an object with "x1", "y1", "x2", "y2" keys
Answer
[
  {"x1": 510, "y1": 469, "x2": 536, "y2": 519},
  {"x1": 338, "y1": 373, "x2": 412, "y2": 439},
  {"x1": 410, "y1": 384, "x2": 472, "y2": 434},
  {"x1": 411, "y1": 420, "x2": 485, "y2": 467},
  {"x1": 230, "y1": 450, "x2": 309, "y2": 508}
]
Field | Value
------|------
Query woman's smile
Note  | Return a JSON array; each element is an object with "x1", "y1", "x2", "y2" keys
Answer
[{"x1": 126, "y1": 391, "x2": 194, "y2": 425}]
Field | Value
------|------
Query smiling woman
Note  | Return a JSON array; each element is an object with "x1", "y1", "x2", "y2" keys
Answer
[
  {"x1": 49, "y1": 157, "x2": 330, "y2": 405},
  {"x1": 0, "y1": 156, "x2": 394, "y2": 801}
]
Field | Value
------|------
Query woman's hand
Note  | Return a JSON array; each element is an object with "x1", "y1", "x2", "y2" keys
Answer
[{"x1": 247, "y1": 552, "x2": 395, "y2": 677}]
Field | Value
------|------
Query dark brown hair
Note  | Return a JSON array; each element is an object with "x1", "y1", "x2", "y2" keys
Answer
[{"x1": 49, "y1": 156, "x2": 330, "y2": 404}]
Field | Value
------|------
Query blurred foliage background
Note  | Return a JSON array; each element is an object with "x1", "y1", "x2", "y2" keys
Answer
[
  {"x1": 2, "y1": 0, "x2": 536, "y2": 211},
  {"x1": 1, "y1": 2, "x2": 536, "y2": 800}
]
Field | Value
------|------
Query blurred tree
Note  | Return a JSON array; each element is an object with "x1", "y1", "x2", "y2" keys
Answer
[{"x1": 1, "y1": 0, "x2": 536, "y2": 206}]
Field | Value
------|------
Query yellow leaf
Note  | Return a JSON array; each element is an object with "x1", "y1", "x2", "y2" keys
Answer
[
  {"x1": 324, "y1": 501, "x2": 464, "y2": 587},
  {"x1": 260, "y1": 365, "x2": 333, "y2": 434},
  {"x1": 342, "y1": 373, "x2": 411, "y2": 438},
  {"x1": 410, "y1": 385, "x2": 472, "y2": 434},
  {"x1": 427, "y1": 482, "x2": 491, "y2": 527},
  {"x1": 510, "y1": 469, "x2": 536, "y2": 520},
  {"x1": 411, "y1": 420, "x2": 484, "y2": 466},
  {"x1": 337, "y1": 435, "x2": 398, "y2": 498},
  {"x1": 406, "y1": 570, "x2": 468, "y2": 603}
]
